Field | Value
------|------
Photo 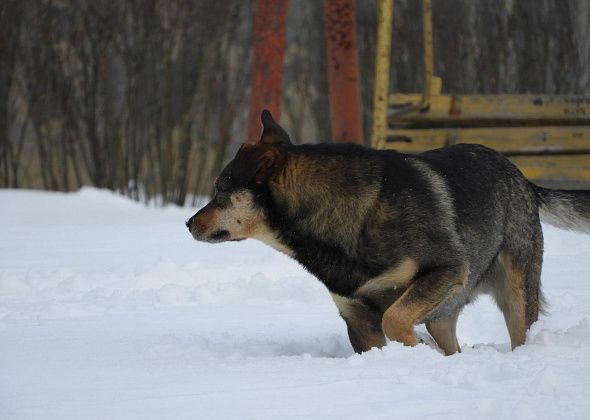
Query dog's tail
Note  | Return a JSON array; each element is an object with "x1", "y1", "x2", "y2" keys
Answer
[{"x1": 533, "y1": 184, "x2": 590, "y2": 233}]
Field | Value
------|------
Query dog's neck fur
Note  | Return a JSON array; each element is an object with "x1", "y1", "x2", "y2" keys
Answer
[
  {"x1": 267, "y1": 151, "x2": 381, "y2": 256},
  {"x1": 257, "y1": 150, "x2": 387, "y2": 295}
]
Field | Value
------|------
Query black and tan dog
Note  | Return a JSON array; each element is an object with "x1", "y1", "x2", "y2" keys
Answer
[{"x1": 186, "y1": 110, "x2": 590, "y2": 355}]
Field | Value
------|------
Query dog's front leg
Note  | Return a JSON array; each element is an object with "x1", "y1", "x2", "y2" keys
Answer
[
  {"x1": 331, "y1": 293, "x2": 386, "y2": 353},
  {"x1": 425, "y1": 311, "x2": 461, "y2": 355},
  {"x1": 381, "y1": 263, "x2": 469, "y2": 347}
]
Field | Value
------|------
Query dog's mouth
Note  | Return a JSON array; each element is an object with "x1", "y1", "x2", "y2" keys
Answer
[
  {"x1": 207, "y1": 229, "x2": 230, "y2": 243},
  {"x1": 191, "y1": 227, "x2": 234, "y2": 244}
]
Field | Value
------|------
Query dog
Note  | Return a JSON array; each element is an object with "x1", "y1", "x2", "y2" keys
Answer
[{"x1": 186, "y1": 110, "x2": 590, "y2": 355}]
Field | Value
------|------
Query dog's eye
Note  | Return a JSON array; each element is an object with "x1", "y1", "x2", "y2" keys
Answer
[
  {"x1": 215, "y1": 177, "x2": 229, "y2": 194},
  {"x1": 215, "y1": 192, "x2": 231, "y2": 207}
]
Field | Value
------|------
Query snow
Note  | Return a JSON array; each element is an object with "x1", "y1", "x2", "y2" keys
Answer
[{"x1": 1, "y1": 187, "x2": 590, "y2": 419}]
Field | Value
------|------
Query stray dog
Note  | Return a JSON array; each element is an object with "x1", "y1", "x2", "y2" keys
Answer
[{"x1": 186, "y1": 110, "x2": 590, "y2": 355}]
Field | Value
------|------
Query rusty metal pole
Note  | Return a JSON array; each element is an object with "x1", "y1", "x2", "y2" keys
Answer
[
  {"x1": 324, "y1": 0, "x2": 364, "y2": 144},
  {"x1": 247, "y1": 0, "x2": 288, "y2": 143}
]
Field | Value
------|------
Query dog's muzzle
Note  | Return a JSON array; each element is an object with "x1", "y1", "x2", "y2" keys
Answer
[{"x1": 185, "y1": 215, "x2": 230, "y2": 243}]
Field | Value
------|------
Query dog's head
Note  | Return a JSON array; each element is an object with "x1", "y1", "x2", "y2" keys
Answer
[{"x1": 186, "y1": 110, "x2": 291, "y2": 243}]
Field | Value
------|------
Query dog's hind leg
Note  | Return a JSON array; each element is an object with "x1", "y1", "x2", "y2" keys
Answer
[
  {"x1": 492, "y1": 253, "x2": 527, "y2": 349},
  {"x1": 426, "y1": 311, "x2": 461, "y2": 355},
  {"x1": 493, "y1": 239, "x2": 543, "y2": 350},
  {"x1": 331, "y1": 294, "x2": 386, "y2": 353},
  {"x1": 382, "y1": 263, "x2": 469, "y2": 347}
]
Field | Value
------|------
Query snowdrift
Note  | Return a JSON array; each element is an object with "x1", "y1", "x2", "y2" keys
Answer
[{"x1": 1, "y1": 188, "x2": 590, "y2": 419}]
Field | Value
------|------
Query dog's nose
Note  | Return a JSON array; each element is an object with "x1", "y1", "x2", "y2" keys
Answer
[{"x1": 185, "y1": 216, "x2": 193, "y2": 230}]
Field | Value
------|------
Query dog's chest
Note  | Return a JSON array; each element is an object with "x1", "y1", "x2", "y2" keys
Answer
[{"x1": 253, "y1": 231, "x2": 295, "y2": 257}]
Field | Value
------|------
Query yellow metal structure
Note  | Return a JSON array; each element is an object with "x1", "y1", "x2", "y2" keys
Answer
[
  {"x1": 371, "y1": 0, "x2": 393, "y2": 149},
  {"x1": 372, "y1": 0, "x2": 590, "y2": 187}
]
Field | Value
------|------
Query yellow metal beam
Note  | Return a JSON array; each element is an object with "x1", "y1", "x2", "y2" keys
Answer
[
  {"x1": 382, "y1": 125, "x2": 590, "y2": 185},
  {"x1": 510, "y1": 155, "x2": 590, "y2": 184},
  {"x1": 421, "y1": 0, "x2": 433, "y2": 112},
  {"x1": 389, "y1": 94, "x2": 590, "y2": 127},
  {"x1": 371, "y1": 0, "x2": 393, "y2": 148},
  {"x1": 383, "y1": 126, "x2": 590, "y2": 154},
  {"x1": 389, "y1": 0, "x2": 436, "y2": 118}
]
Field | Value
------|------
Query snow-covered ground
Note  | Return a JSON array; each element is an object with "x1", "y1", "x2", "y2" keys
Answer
[{"x1": 1, "y1": 188, "x2": 590, "y2": 419}]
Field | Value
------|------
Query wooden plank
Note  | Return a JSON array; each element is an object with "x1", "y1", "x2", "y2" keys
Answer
[
  {"x1": 388, "y1": 94, "x2": 590, "y2": 127},
  {"x1": 509, "y1": 155, "x2": 590, "y2": 183},
  {"x1": 383, "y1": 126, "x2": 590, "y2": 154}
]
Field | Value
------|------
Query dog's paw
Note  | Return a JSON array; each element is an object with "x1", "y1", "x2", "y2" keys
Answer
[{"x1": 416, "y1": 331, "x2": 445, "y2": 355}]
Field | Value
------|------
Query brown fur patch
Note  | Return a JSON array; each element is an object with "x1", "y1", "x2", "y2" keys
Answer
[
  {"x1": 192, "y1": 203, "x2": 219, "y2": 234},
  {"x1": 330, "y1": 293, "x2": 358, "y2": 320},
  {"x1": 330, "y1": 293, "x2": 386, "y2": 352},
  {"x1": 270, "y1": 154, "x2": 381, "y2": 256},
  {"x1": 426, "y1": 312, "x2": 461, "y2": 356},
  {"x1": 381, "y1": 308, "x2": 418, "y2": 346},
  {"x1": 381, "y1": 263, "x2": 469, "y2": 347},
  {"x1": 497, "y1": 252, "x2": 527, "y2": 349},
  {"x1": 355, "y1": 258, "x2": 418, "y2": 296}
]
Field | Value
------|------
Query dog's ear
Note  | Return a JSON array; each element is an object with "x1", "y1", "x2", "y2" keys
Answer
[
  {"x1": 252, "y1": 146, "x2": 285, "y2": 183},
  {"x1": 236, "y1": 143, "x2": 287, "y2": 184},
  {"x1": 259, "y1": 110, "x2": 292, "y2": 146}
]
